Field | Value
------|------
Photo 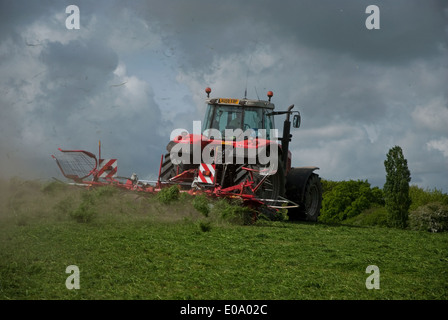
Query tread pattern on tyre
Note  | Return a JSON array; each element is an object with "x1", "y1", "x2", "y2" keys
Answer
[
  {"x1": 160, "y1": 153, "x2": 176, "y2": 181},
  {"x1": 302, "y1": 174, "x2": 322, "y2": 222},
  {"x1": 286, "y1": 171, "x2": 322, "y2": 222}
]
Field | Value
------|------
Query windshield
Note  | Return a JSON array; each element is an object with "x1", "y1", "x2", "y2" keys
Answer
[{"x1": 202, "y1": 104, "x2": 275, "y2": 139}]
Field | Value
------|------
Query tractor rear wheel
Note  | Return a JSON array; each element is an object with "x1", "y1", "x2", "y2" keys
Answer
[
  {"x1": 160, "y1": 152, "x2": 177, "y2": 181},
  {"x1": 301, "y1": 174, "x2": 322, "y2": 221},
  {"x1": 286, "y1": 171, "x2": 322, "y2": 222},
  {"x1": 160, "y1": 152, "x2": 198, "y2": 181}
]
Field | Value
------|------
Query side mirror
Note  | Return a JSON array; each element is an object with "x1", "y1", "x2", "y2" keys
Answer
[{"x1": 293, "y1": 114, "x2": 301, "y2": 128}]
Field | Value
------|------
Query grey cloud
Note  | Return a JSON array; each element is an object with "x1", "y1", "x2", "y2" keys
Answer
[
  {"x1": 37, "y1": 39, "x2": 119, "y2": 119},
  {"x1": 0, "y1": 0, "x2": 170, "y2": 181},
  {"x1": 41, "y1": 40, "x2": 119, "y2": 79},
  {"x1": 1, "y1": 0, "x2": 447, "y2": 192},
  {"x1": 0, "y1": 0, "x2": 55, "y2": 42},
  {"x1": 265, "y1": 0, "x2": 447, "y2": 63},
  {"x1": 132, "y1": 0, "x2": 448, "y2": 71}
]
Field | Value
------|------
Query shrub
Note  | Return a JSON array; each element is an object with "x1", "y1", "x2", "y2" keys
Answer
[
  {"x1": 265, "y1": 205, "x2": 288, "y2": 222},
  {"x1": 321, "y1": 179, "x2": 340, "y2": 194},
  {"x1": 213, "y1": 199, "x2": 255, "y2": 225},
  {"x1": 409, "y1": 185, "x2": 448, "y2": 211},
  {"x1": 69, "y1": 190, "x2": 97, "y2": 223},
  {"x1": 193, "y1": 194, "x2": 210, "y2": 217},
  {"x1": 320, "y1": 180, "x2": 384, "y2": 223},
  {"x1": 408, "y1": 202, "x2": 448, "y2": 233},
  {"x1": 70, "y1": 201, "x2": 97, "y2": 223},
  {"x1": 344, "y1": 205, "x2": 388, "y2": 227},
  {"x1": 93, "y1": 185, "x2": 118, "y2": 198},
  {"x1": 156, "y1": 185, "x2": 180, "y2": 204}
]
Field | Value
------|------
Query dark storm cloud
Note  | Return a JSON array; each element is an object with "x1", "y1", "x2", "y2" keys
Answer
[
  {"x1": 34, "y1": 34, "x2": 166, "y2": 177},
  {"x1": 130, "y1": 0, "x2": 447, "y2": 128},
  {"x1": 0, "y1": 0, "x2": 169, "y2": 180},
  {"x1": 132, "y1": 0, "x2": 447, "y2": 70},
  {"x1": 38, "y1": 39, "x2": 119, "y2": 118},
  {"x1": 0, "y1": 0, "x2": 447, "y2": 191},
  {"x1": 129, "y1": 0, "x2": 447, "y2": 190},
  {"x1": 255, "y1": 0, "x2": 447, "y2": 63},
  {"x1": 0, "y1": 0, "x2": 54, "y2": 42},
  {"x1": 41, "y1": 40, "x2": 118, "y2": 79}
]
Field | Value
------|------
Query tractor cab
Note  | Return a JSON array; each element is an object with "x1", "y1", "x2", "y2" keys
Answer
[
  {"x1": 202, "y1": 95, "x2": 276, "y2": 140},
  {"x1": 202, "y1": 89, "x2": 301, "y2": 142}
]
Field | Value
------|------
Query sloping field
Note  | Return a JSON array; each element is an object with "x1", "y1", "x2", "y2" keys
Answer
[{"x1": 0, "y1": 179, "x2": 447, "y2": 300}]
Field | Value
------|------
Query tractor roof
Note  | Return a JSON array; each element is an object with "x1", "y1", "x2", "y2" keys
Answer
[{"x1": 205, "y1": 97, "x2": 275, "y2": 109}]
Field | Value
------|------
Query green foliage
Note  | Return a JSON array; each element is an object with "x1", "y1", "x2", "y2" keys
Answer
[
  {"x1": 344, "y1": 205, "x2": 388, "y2": 227},
  {"x1": 179, "y1": 191, "x2": 194, "y2": 202},
  {"x1": 70, "y1": 200, "x2": 97, "y2": 223},
  {"x1": 68, "y1": 186, "x2": 118, "y2": 223},
  {"x1": 320, "y1": 179, "x2": 340, "y2": 194},
  {"x1": 93, "y1": 185, "x2": 118, "y2": 198},
  {"x1": 213, "y1": 198, "x2": 255, "y2": 225},
  {"x1": 321, "y1": 179, "x2": 448, "y2": 232},
  {"x1": 192, "y1": 194, "x2": 210, "y2": 217},
  {"x1": 156, "y1": 185, "x2": 180, "y2": 204},
  {"x1": 270, "y1": 205, "x2": 288, "y2": 222},
  {"x1": 54, "y1": 196, "x2": 76, "y2": 216},
  {"x1": 384, "y1": 145, "x2": 411, "y2": 228},
  {"x1": 409, "y1": 185, "x2": 448, "y2": 211},
  {"x1": 197, "y1": 220, "x2": 212, "y2": 232},
  {"x1": 319, "y1": 180, "x2": 384, "y2": 223},
  {"x1": 70, "y1": 190, "x2": 97, "y2": 223},
  {"x1": 2, "y1": 178, "x2": 448, "y2": 300},
  {"x1": 409, "y1": 202, "x2": 448, "y2": 233},
  {"x1": 41, "y1": 180, "x2": 66, "y2": 194},
  {"x1": 2, "y1": 214, "x2": 447, "y2": 300}
]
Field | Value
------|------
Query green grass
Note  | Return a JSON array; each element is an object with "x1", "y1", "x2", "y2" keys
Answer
[{"x1": 0, "y1": 179, "x2": 447, "y2": 300}]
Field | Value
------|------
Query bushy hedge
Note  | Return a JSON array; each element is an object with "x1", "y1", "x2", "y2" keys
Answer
[
  {"x1": 409, "y1": 186, "x2": 448, "y2": 211},
  {"x1": 343, "y1": 205, "x2": 388, "y2": 227},
  {"x1": 156, "y1": 185, "x2": 180, "y2": 204},
  {"x1": 319, "y1": 181, "x2": 448, "y2": 232},
  {"x1": 319, "y1": 180, "x2": 384, "y2": 223},
  {"x1": 409, "y1": 202, "x2": 448, "y2": 233}
]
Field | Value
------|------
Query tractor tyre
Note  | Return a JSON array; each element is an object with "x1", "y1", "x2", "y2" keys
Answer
[
  {"x1": 159, "y1": 152, "x2": 177, "y2": 181},
  {"x1": 160, "y1": 151, "x2": 198, "y2": 182},
  {"x1": 286, "y1": 171, "x2": 322, "y2": 222}
]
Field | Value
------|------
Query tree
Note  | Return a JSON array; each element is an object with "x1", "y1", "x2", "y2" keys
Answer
[
  {"x1": 320, "y1": 180, "x2": 384, "y2": 223},
  {"x1": 384, "y1": 146, "x2": 411, "y2": 228}
]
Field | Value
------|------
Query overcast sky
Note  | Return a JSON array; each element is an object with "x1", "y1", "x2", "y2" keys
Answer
[{"x1": 1, "y1": 0, "x2": 447, "y2": 192}]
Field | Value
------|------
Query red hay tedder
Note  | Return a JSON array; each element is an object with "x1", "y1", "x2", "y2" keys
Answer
[{"x1": 52, "y1": 89, "x2": 323, "y2": 221}]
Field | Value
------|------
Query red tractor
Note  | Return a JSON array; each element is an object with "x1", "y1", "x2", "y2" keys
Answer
[
  {"x1": 52, "y1": 88, "x2": 322, "y2": 221},
  {"x1": 160, "y1": 88, "x2": 323, "y2": 221}
]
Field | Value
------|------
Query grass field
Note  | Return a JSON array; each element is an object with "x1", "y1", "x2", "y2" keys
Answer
[{"x1": 0, "y1": 179, "x2": 447, "y2": 300}]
